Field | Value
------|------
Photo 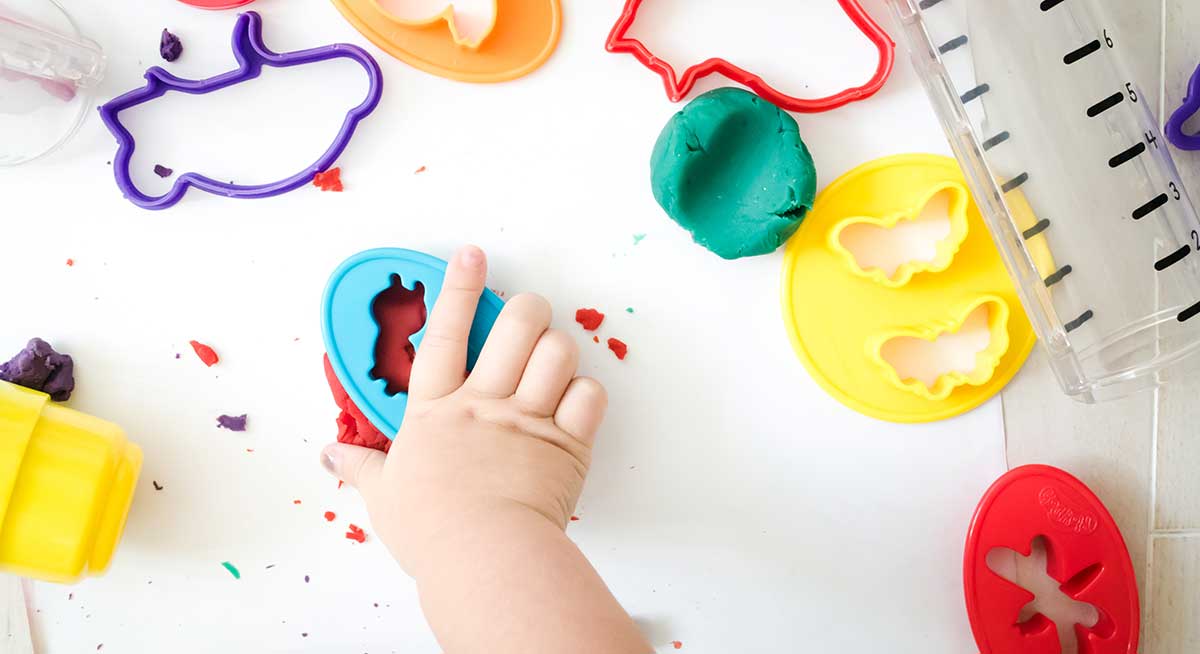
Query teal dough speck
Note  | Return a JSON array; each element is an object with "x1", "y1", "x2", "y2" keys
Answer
[{"x1": 650, "y1": 88, "x2": 817, "y2": 260}]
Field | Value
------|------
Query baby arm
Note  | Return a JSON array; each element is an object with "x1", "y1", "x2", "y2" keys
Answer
[{"x1": 321, "y1": 245, "x2": 652, "y2": 654}]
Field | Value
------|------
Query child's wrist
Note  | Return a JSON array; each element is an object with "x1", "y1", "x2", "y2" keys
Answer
[{"x1": 408, "y1": 499, "x2": 568, "y2": 583}]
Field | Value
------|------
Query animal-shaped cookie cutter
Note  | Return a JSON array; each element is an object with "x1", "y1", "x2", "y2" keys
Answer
[
  {"x1": 98, "y1": 11, "x2": 383, "y2": 210},
  {"x1": 322, "y1": 248, "x2": 504, "y2": 438},
  {"x1": 1166, "y1": 60, "x2": 1200, "y2": 151},
  {"x1": 605, "y1": 0, "x2": 895, "y2": 113},
  {"x1": 965, "y1": 465, "x2": 1139, "y2": 654}
]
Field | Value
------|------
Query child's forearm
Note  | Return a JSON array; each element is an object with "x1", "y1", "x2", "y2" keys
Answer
[{"x1": 415, "y1": 503, "x2": 652, "y2": 654}]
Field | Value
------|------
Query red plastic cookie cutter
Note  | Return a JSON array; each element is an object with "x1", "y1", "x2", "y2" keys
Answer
[
  {"x1": 965, "y1": 465, "x2": 1139, "y2": 654},
  {"x1": 605, "y1": 0, "x2": 895, "y2": 113}
]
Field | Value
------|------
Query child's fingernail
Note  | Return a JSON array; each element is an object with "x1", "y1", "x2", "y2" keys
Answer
[
  {"x1": 459, "y1": 245, "x2": 483, "y2": 268},
  {"x1": 321, "y1": 450, "x2": 338, "y2": 475}
]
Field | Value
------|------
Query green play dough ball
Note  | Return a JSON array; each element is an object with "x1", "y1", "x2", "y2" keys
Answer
[{"x1": 650, "y1": 88, "x2": 817, "y2": 259}]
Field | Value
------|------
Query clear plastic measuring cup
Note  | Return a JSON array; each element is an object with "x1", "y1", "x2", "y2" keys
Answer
[{"x1": 888, "y1": 0, "x2": 1200, "y2": 402}]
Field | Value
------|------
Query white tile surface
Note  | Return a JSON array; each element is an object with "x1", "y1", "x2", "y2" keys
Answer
[{"x1": 1147, "y1": 536, "x2": 1200, "y2": 654}]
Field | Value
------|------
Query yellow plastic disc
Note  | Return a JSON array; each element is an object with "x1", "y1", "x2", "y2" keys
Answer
[{"x1": 781, "y1": 154, "x2": 1049, "y2": 423}]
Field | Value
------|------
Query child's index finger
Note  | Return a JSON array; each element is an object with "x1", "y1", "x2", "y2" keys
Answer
[{"x1": 408, "y1": 246, "x2": 488, "y2": 400}]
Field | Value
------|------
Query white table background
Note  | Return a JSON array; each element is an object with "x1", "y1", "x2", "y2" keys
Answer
[{"x1": 2, "y1": 1, "x2": 1014, "y2": 652}]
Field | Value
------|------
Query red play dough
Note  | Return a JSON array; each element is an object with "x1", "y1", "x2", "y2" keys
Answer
[
  {"x1": 575, "y1": 308, "x2": 605, "y2": 331},
  {"x1": 345, "y1": 524, "x2": 366, "y2": 543},
  {"x1": 189, "y1": 340, "x2": 219, "y2": 366},
  {"x1": 607, "y1": 338, "x2": 628, "y2": 360},
  {"x1": 369, "y1": 275, "x2": 427, "y2": 396},
  {"x1": 313, "y1": 167, "x2": 343, "y2": 192},
  {"x1": 323, "y1": 354, "x2": 392, "y2": 453}
]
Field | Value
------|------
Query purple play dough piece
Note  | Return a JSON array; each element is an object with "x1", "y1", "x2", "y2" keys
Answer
[
  {"x1": 154, "y1": 164, "x2": 173, "y2": 178},
  {"x1": 1167, "y1": 61, "x2": 1200, "y2": 151},
  {"x1": 98, "y1": 12, "x2": 384, "y2": 210},
  {"x1": 0, "y1": 338, "x2": 75, "y2": 402},
  {"x1": 217, "y1": 414, "x2": 248, "y2": 431},
  {"x1": 160, "y1": 29, "x2": 183, "y2": 63}
]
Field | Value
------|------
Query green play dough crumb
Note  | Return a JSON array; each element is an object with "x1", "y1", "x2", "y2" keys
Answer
[{"x1": 650, "y1": 88, "x2": 817, "y2": 259}]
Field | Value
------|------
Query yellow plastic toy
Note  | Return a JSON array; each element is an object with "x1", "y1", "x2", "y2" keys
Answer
[
  {"x1": 0, "y1": 381, "x2": 141, "y2": 583},
  {"x1": 330, "y1": 0, "x2": 562, "y2": 83},
  {"x1": 781, "y1": 154, "x2": 1053, "y2": 423}
]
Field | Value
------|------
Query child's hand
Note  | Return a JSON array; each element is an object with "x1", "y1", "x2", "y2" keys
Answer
[
  {"x1": 321, "y1": 246, "x2": 648, "y2": 653},
  {"x1": 320, "y1": 245, "x2": 606, "y2": 576}
]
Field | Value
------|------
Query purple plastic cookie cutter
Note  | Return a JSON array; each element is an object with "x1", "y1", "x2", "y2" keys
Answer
[
  {"x1": 98, "y1": 11, "x2": 383, "y2": 210},
  {"x1": 1166, "y1": 61, "x2": 1200, "y2": 151}
]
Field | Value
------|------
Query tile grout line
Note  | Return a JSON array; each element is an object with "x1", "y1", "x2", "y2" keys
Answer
[{"x1": 1152, "y1": 529, "x2": 1200, "y2": 538}]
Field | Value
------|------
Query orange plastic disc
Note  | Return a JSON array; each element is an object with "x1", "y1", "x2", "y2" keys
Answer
[{"x1": 330, "y1": 0, "x2": 561, "y2": 83}]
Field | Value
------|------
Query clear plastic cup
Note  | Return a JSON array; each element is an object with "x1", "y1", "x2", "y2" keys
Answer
[{"x1": 888, "y1": 0, "x2": 1200, "y2": 402}]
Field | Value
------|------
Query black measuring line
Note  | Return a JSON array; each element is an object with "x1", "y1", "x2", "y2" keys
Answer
[
  {"x1": 960, "y1": 84, "x2": 990, "y2": 104},
  {"x1": 982, "y1": 131, "x2": 1010, "y2": 151},
  {"x1": 1001, "y1": 173, "x2": 1029, "y2": 193},
  {"x1": 1023, "y1": 219, "x2": 1051, "y2": 239},
  {"x1": 1178, "y1": 301, "x2": 1200, "y2": 323},
  {"x1": 1065, "y1": 310, "x2": 1094, "y2": 332},
  {"x1": 939, "y1": 35, "x2": 969, "y2": 54},
  {"x1": 1088, "y1": 92, "x2": 1124, "y2": 117},
  {"x1": 1109, "y1": 142, "x2": 1146, "y2": 168},
  {"x1": 1040, "y1": 0, "x2": 1066, "y2": 11},
  {"x1": 1064, "y1": 40, "x2": 1101, "y2": 65},
  {"x1": 918, "y1": 0, "x2": 946, "y2": 9},
  {"x1": 1044, "y1": 265, "x2": 1073, "y2": 287},
  {"x1": 1155, "y1": 245, "x2": 1191, "y2": 271},
  {"x1": 1132, "y1": 194, "x2": 1169, "y2": 220}
]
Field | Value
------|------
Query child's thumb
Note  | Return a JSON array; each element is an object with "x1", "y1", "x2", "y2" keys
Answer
[{"x1": 321, "y1": 443, "x2": 385, "y2": 493}]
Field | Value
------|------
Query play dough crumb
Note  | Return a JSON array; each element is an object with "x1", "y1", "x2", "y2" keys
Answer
[
  {"x1": 633, "y1": 233, "x2": 646, "y2": 245},
  {"x1": 313, "y1": 167, "x2": 343, "y2": 192},
  {"x1": 346, "y1": 524, "x2": 366, "y2": 543},
  {"x1": 217, "y1": 414, "x2": 247, "y2": 431},
  {"x1": 650, "y1": 88, "x2": 816, "y2": 259},
  {"x1": 324, "y1": 511, "x2": 336, "y2": 522},
  {"x1": 66, "y1": 258, "x2": 74, "y2": 267},
  {"x1": 672, "y1": 641, "x2": 683, "y2": 649},
  {"x1": 415, "y1": 165, "x2": 426, "y2": 174},
  {"x1": 189, "y1": 340, "x2": 219, "y2": 366},
  {"x1": 160, "y1": 29, "x2": 183, "y2": 62},
  {"x1": 575, "y1": 308, "x2": 605, "y2": 331},
  {"x1": 154, "y1": 164, "x2": 173, "y2": 178},
  {"x1": 221, "y1": 561, "x2": 240, "y2": 579},
  {"x1": 607, "y1": 338, "x2": 628, "y2": 361},
  {"x1": 0, "y1": 338, "x2": 75, "y2": 401}
]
